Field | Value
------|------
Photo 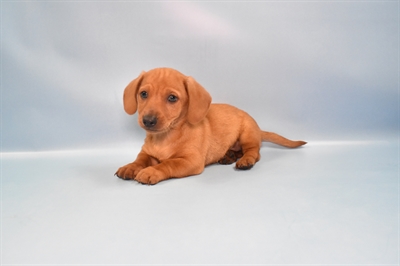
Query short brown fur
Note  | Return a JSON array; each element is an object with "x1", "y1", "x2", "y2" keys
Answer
[{"x1": 115, "y1": 68, "x2": 306, "y2": 184}]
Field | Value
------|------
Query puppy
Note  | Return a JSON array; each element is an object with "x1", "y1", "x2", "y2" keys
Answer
[{"x1": 115, "y1": 68, "x2": 306, "y2": 185}]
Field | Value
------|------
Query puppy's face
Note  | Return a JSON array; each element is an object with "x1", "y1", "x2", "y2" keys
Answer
[
  {"x1": 136, "y1": 70, "x2": 188, "y2": 133},
  {"x1": 123, "y1": 67, "x2": 212, "y2": 134}
]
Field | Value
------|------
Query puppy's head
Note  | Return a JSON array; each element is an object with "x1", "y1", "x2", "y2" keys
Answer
[{"x1": 123, "y1": 68, "x2": 212, "y2": 133}]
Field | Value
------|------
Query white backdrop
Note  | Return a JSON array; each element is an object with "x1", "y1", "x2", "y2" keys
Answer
[{"x1": 2, "y1": 1, "x2": 398, "y2": 151}]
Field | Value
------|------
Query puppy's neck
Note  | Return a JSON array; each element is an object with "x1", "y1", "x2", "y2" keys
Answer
[{"x1": 145, "y1": 127, "x2": 179, "y2": 143}]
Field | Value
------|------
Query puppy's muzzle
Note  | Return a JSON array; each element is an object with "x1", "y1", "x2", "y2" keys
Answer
[{"x1": 143, "y1": 115, "x2": 158, "y2": 129}]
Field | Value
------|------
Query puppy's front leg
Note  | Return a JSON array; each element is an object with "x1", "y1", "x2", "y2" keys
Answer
[
  {"x1": 135, "y1": 157, "x2": 203, "y2": 185},
  {"x1": 115, "y1": 150, "x2": 154, "y2": 180}
]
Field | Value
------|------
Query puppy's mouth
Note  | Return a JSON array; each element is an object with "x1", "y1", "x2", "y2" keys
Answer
[
  {"x1": 142, "y1": 125, "x2": 171, "y2": 134},
  {"x1": 143, "y1": 127, "x2": 164, "y2": 133},
  {"x1": 140, "y1": 115, "x2": 179, "y2": 134}
]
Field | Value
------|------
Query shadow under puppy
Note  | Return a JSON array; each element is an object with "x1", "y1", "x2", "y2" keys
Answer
[{"x1": 115, "y1": 68, "x2": 306, "y2": 185}]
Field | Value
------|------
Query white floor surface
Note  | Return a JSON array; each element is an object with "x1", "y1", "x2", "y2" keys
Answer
[{"x1": 1, "y1": 140, "x2": 399, "y2": 265}]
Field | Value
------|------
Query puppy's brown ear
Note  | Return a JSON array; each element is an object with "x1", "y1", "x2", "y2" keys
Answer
[
  {"x1": 185, "y1": 76, "x2": 212, "y2": 124},
  {"x1": 123, "y1": 71, "x2": 145, "y2": 115}
]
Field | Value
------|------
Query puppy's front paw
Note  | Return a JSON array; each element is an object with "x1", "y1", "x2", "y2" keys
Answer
[
  {"x1": 115, "y1": 163, "x2": 144, "y2": 180},
  {"x1": 135, "y1": 167, "x2": 165, "y2": 185}
]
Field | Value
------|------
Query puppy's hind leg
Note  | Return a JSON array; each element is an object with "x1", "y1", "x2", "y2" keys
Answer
[
  {"x1": 235, "y1": 127, "x2": 261, "y2": 170},
  {"x1": 218, "y1": 148, "x2": 243, "y2": 165},
  {"x1": 218, "y1": 150, "x2": 238, "y2": 165}
]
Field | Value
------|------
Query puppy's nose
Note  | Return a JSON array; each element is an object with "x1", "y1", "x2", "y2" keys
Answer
[{"x1": 143, "y1": 115, "x2": 157, "y2": 128}]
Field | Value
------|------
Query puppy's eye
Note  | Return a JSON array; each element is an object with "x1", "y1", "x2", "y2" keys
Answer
[
  {"x1": 140, "y1": 91, "x2": 148, "y2": 99},
  {"x1": 168, "y1": 95, "x2": 178, "y2": 102}
]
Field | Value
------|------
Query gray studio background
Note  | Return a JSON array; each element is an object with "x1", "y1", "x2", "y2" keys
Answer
[
  {"x1": 2, "y1": 1, "x2": 398, "y2": 152},
  {"x1": 2, "y1": 1, "x2": 399, "y2": 264}
]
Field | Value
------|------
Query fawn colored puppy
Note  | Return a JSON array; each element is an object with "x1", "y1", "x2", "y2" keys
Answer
[{"x1": 115, "y1": 68, "x2": 306, "y2": 184}]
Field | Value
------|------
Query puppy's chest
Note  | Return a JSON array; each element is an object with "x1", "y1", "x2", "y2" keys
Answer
[
  {"x1": 143, "y1": 146, "x2": 173, "y2": 161},
  {"x1": 142, "y1": 140, "x2": 179, "y2": 161}
]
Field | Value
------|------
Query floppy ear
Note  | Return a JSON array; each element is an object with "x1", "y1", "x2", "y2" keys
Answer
[
  {"x1": 184, "y1": 76, "x2": 212, "y2": 125},
  {"x1": 123, "y1": 71, "x2": 145, "y2": 115}
]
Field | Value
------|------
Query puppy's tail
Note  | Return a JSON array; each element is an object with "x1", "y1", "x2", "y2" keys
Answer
[{"x1": 261, "y1": 131, "x2": 307, "y2": 148}]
